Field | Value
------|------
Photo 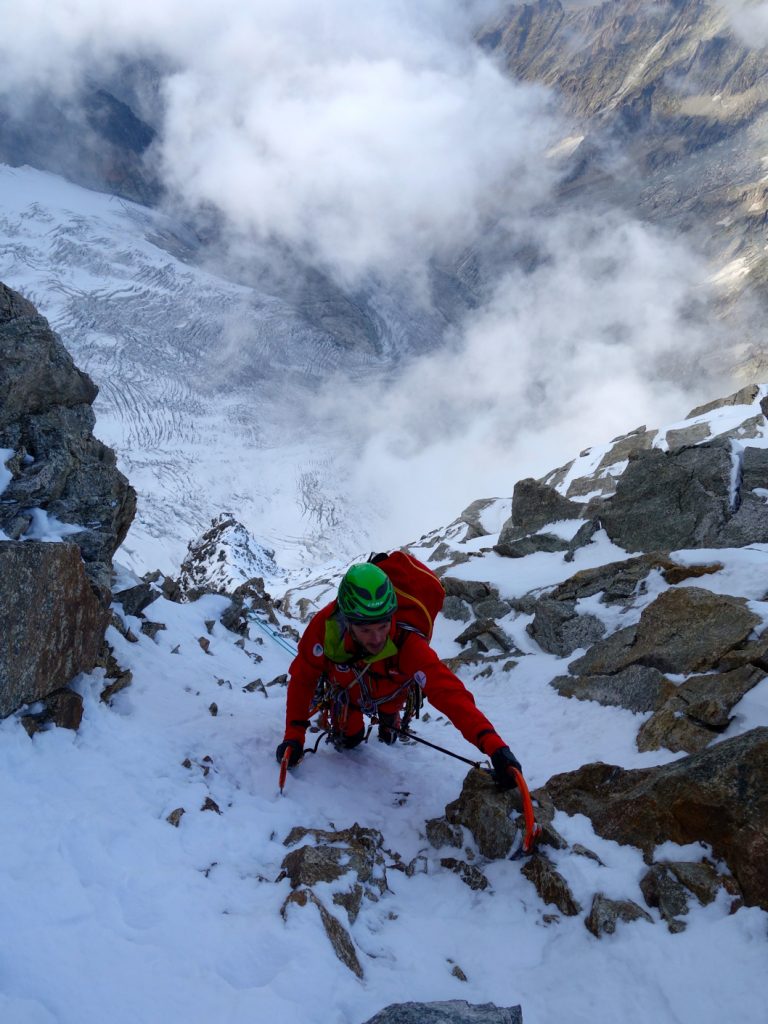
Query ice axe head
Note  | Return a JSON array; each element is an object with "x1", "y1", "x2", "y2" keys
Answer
[{"x1": 508, "y1": 767, "x2": 542, "y2": 859}]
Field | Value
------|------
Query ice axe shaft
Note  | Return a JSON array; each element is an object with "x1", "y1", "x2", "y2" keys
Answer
[{"x1": 278, "y1": 748, "x2": 292, "y2": 794}]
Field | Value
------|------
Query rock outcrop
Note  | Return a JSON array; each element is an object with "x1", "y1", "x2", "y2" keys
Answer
[
  {"x1": 176, "y1": 514, "x2": 278, "y2": 600},
  {"x1": 546, "y1": 728, "x2": 768, "y2": 911},
  {"x1": 421, "y1": 732, "x2": 758, "y2": 937},
  {"x1": 278, "y1": 823, "x2": 390, "y2": 978},
  {"x1": 0, "y1": 282, "x2": 136, "y2": 595},
  {"x1": 568, "y1": 587, "x2": 760, "y2": 677},
  {"x1": 360, "y1": 1002, "x2": 523, "y2": 1024},
  {"x1": 0, "y1": 541, "x2": 108, "y2": 717},
  {"x1": 0, "y1": 281, "x2": 135, "y2": 718},
  {"x1": 500, "y1": 435, "x2": 768, "y2": 561},
  {"x1": 479, "y1": 0, "x2": 768, "y2": 327}
]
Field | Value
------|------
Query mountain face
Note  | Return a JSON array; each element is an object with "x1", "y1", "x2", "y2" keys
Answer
[
  {"x1": 0, "y1": 165, "x2": 458, "y2": 574},
  {"x1": 0, "y1": 280, "x2": 134, "y2": 722},
  {"x1": 4, "y1": 6, "x2": 768, "y2": 573},
  {"x1": 480, "y1": 0, "x2": 768, "y2": 350},
  {"x1": 0, "y1": 83, "x2": 161, "y2": 206}
]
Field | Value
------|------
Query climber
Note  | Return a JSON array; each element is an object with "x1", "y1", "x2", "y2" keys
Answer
[{"x1": 275, "y1": 559, "x2": 522, "y2": 789}]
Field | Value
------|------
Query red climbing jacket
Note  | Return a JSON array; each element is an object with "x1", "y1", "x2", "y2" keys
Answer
[{"x1": 283, "y1": 601, "x2": 508, "y2": 756}]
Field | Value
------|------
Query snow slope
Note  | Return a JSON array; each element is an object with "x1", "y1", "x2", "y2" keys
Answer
[{"x1": 1, "y1": 520, "x2": 767, "y2": 1024}]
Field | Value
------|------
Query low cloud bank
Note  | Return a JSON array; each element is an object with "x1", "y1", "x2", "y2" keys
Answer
[
  {"x1": 323, "y1": 210, "x2": 724, "y2": 545},
  {"x1": 2, "y1": 0, "x2": 552, "y2": 283}
]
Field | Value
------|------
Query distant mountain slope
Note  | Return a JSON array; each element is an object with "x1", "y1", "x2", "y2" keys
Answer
[
  {"x1": 0, "y1": 164, "x2": 412, "y2": 576},
  {"x1": 480, "y1": 0, "x2": 768, "y2": 355},
  {"x1": 0, "y1": 82, "x2": 161, "y2": 205}
]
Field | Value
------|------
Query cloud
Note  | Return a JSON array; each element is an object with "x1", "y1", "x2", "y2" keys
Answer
[
  {"x1": 317, "y1": 208, "x2": 727, "y2": 545},
  {"x1": 0, "y1": 1, "x2": 744, "y2": 555},
  {"x1": 717, "y1": 1, "x2": 768, "y2": 47},
  {"x1": 1, "y1": 0, "x2": 554, "y2": 282}
]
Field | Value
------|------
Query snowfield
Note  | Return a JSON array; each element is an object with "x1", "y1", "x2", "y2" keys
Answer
[{"x1": 1, "y1": 522, "x2": 767, "y2": 1024}]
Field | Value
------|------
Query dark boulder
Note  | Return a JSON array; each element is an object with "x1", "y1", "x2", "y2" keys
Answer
[
  {"x1": 360, "y1": 1002, "x2": 523, "y2": 1024},
  {"x1": 545, "y1": 728, "x2": 768, "y2": 911},
  {"x1": 550, "y1": 664, "x2": 675, "y2": 714},
  {"x1": 520, "y1": 853, "x2": 581, "y2": 916},
  {"x1": 0, "y1": 284, "x2": 97, "y2": 423},
  {"x1": 0, "y1": 281, "x2": 136, "y2": 719},
  {"x1": 569, "y1": 587, "x2": 760, "y2": 677},
  {"x1": 495, "y1": 478, "x2": 583, "y2": 556},
  {"x1": 527, "y1": 599, "x2": 606, "y2": 656},
  {"x1": 639, "y1": 863, "x2": 690, "y2": 932},
  {"x1": 599, "y1": 440, "x2": 768, "y2": 552},
  {"x1": 444, "y1": 768, "x2": 526, "y2": 859},
  {"x1": 636, "y1": 665, "x2": 766, "y2": 753},
  {"x1": 584, "y1": 894, "x2": 653, "y2": 937},
  {"x1": 548, "y1": 553, "x2": 677, "y2": 604},
  {"x1": 0, "y1": 542, "x2": 109, "y2": 718},
  {"x1": 113, "y1": 581, "x2": 160, "y2": 618},
  {"x1": 0, "y1": 281, "x2": 136, "y2": 595},
  {"x1": 495, "y1": 532, "x2": 569, "y2": 559}
]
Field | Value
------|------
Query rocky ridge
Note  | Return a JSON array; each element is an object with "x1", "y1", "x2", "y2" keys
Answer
[{"x1": 0, "y1": 281, "x2": 136, "y2": 722}]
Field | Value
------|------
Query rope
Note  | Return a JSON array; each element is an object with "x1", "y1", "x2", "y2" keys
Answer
[{"x1": 248, "y1": 613, "x2": 298, "y2": 657}]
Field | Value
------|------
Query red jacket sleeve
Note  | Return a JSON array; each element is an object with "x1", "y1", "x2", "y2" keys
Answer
[
  {"x1": 399, "y1": 633, "x2": 507, "y2": 756},
  {"x1": 284, "y1": 613, "x2": 327, "y2": 743}
]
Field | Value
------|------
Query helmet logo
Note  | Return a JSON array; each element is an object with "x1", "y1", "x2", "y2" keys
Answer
[{"x1": 338, "y1": 562, "x2": 397, "y2": 623}]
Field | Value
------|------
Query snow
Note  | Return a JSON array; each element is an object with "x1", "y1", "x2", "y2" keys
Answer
[
  {"x1": 3, "y1": 517, "x2": 768, "y2": 1024},
  {"x1": 445, "y1": 530, "x2": 632, "y2": 598},
  {"x1": 534, "y1": 518, "x2": 586, "y2": 541},
  {"x1": 22, "y1": 508, "x2": 85, "y2": 542},
  {"x1": 0, "y1": 447, "x2": 12, "y2": 540},
  {"x1": 477, "y1": 499, "x2": 512, "y2": 536},
  {"x1": 3, "y1": 159, "x2": 768, "y2": 1024},
  {"x1": 0, "y1": 447, "x2": 12, "y2": 496}
]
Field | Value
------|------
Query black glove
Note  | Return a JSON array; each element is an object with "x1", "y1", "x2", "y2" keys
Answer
[
  {"x1": 276, "y1": 739, "x2": 303, "y2": 767},
  {"x1": 491, "y1": 746, "x2": 522, "y2": 789}
]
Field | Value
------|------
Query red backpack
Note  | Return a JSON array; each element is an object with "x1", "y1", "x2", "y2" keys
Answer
[{"x1": 370, "y1": 551, "x2": 445, "y2": 641}]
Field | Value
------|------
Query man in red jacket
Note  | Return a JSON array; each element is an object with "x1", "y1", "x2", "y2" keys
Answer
[{"x1": 275, "y1": 561, "x2": 522, "y2": 788}]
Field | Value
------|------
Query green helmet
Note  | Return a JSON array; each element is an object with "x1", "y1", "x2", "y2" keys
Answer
[{"x1": 338, "y1": 563, "x2": 397, "y2": 623}]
